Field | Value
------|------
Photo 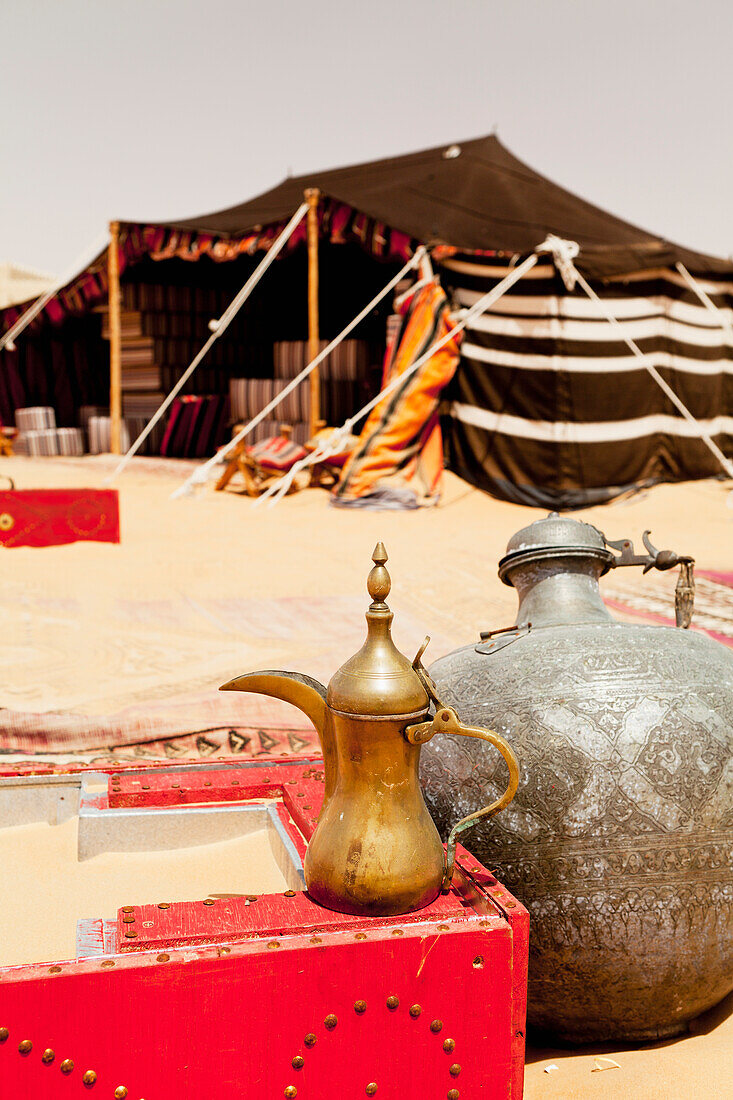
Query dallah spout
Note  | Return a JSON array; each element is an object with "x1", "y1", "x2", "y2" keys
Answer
[{"x1": 220, "y1": 670, "x2": 328, "y2": 740}]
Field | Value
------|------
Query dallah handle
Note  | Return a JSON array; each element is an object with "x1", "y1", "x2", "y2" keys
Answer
[{"x1": 407, "y1": 639, "x2": 521, "y2": 891}]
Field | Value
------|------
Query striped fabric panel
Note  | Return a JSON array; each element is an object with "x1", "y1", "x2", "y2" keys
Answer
[
  {"x1": 229, "y1": 378, "x2": 309, "y2": 423},
  {"x1": 465, "y1": 310, "x2": 733, "y2": 348},
  {"x1": 122, "y1": 393, "x2": 166, "y2": 417},
  {"x1": 88, "y1": 417, "x2": 130, "y2": 455},
  {"x1": 334, "y1": 282, "x2": 461, "y2": 507},
  {"x1": 78, "y1": 406, "x2": 108, "y2": 432},
  {"x1": 443, "y1": 257, "x2": 733, "y2": 305},
  {"x1": 452, "y1": 404, "x2": 733, "y2": 443},
  {"x1": 461, "y1": 342, "x2": 733, "y2": 377},
  {"x1": 455, "y1": 288, "x2": 733, "y2": 325},
  {"x1": 87, "y1": 415, "x2": 164, "y2": 457},
  {"x1": 273, "y1": 339, "x2": 370, "y2": 381},
  {"x1": 440, "y1": 257, "x2": 733, "y2": 507},
  {"x1": 123, "y1": 416, "x2": 167, "y2": 456},
  {"x1": 273, "y1": 340, "x2": 328, "y2": 378}
]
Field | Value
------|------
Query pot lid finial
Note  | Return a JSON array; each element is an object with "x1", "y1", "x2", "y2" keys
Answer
[
  {"x1": 326, "y1": 542, "x2": 429, "y2": 718},
  {"x1": 367, "y1": 542, "x2": 391, "y2": 608}
]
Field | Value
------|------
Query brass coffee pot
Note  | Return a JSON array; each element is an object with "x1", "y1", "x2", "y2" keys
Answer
[{"x1": 221, "y1": 544, "x2": 519, "y2": 916}]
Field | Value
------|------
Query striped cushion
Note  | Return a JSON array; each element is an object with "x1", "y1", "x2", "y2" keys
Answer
[
  {"x1": 56, "y1": 428, "x2": 85, "y2": 456},
  {"x1": 247, "y1": 434, "x2": 307, "y2": 471},
  {"x1": 18, "y1": 429, "x2": 60, "y2": 456},
  {"x1": 14, "y1": 407, "x2": 56, "y2": 432}
]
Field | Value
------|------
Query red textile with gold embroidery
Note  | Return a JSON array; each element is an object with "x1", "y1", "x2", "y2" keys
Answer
[{"x1": 0, "y1": 489, "x2": 120, "y2": 548}]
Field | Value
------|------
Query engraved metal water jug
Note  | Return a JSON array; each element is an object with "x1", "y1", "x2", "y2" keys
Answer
[
  {"x1": 222, "y1": 543, "x2": 519, "y2": 917},
  {"x1": 420, "y1": 513, "x2": 733, "y2": 1042}
]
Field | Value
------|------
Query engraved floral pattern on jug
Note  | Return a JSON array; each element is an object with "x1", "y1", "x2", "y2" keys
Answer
[{"x1": 421, "y1": 622, "x2": 733, "y2": 1041}]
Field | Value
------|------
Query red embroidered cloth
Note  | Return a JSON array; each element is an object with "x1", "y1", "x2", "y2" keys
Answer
[{"x1": 0, "y1": 489, "x2": 120, "y2": 548}]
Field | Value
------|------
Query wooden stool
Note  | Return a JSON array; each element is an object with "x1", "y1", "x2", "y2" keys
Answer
[
  {"x1": 216, "y1": 425, "x2": 310, "y2": 497},
  {"x1": 306, "y1": 420, "x2": 355, "y2": 489},
  {"x1": 0, "y1": 427, "x2": 16, "y2": 457}
]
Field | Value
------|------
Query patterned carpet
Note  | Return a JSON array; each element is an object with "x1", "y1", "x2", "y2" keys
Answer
[
  {"x1": 4, "y1": 569, "x2": 730, "y2": 773},
  {"x1": 0, "y1": 592, "x2": 460, "y2": 769},
  {"x1": 604, "y1": 570, "x2": 733, "y2": 648},
  {"x1": 2, "y1": 455, "x2": 730, "y2": 773}
]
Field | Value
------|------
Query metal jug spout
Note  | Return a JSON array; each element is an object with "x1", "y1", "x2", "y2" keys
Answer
[
  {"x1": 220, "y1": 670, "x2": 327, "y2": 736},
  {"x1": 220, "y1": 671, "x2": 335, "y2": 812}
]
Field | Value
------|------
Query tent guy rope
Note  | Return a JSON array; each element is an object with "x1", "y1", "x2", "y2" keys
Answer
[
  {"x1": 675, "y1": 262, "x2": 733, "y2": 342},
  {"x1": 0, "y1": 230, "x2": 110, "y2": 353},
  {"x1": 169, "y1": 246, "x2": 427, "y2": 500},
  {"x1": 106, "y1": 202, "x2": 310, "y2": 484},
  {"x1": 569, "y1": 261, "x2": 733, "y2": 482},
  {"x1": 256, "y1": 240, "x2": 564, "y2": 507}
]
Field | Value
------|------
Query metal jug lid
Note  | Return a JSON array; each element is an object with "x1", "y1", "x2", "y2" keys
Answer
[
  {"x1": 327, "y1": 544, "x2": 429, "y2": 719},
  {"x1": 498, "y1": 512, "x2": 615, "y2": 585}
]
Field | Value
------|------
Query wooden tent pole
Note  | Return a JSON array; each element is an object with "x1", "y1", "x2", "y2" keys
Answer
[
  {"x1": 305, "y1": 188, "x2": 320, "y2": 437},
  {"x1": 107, "y1": 220, "x2": 122, "y2": 455}
]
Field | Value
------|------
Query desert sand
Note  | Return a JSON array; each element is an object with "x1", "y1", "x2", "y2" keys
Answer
[
  {"x1": 0, "y1": 816, "x2": 287, "y2": 967},
  {"x1": 2, "y1": 453, "x2": 730, "y2": 716}
]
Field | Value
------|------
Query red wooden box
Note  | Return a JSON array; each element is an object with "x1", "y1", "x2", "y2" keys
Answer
[{"x1": 0, "y1": 758, "x2": 528, "y2": 1098}]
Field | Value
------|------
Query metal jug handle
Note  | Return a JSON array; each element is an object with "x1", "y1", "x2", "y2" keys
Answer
[{"x1": 407, "y1": 639, "x2": 521, "y2": 892}]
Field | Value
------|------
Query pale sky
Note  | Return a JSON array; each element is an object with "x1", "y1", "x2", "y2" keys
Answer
[{"x1": 3, "y1": 0, "x2": 732, "y2": 277}]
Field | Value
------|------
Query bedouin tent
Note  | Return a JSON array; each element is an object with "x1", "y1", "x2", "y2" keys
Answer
[{"x1": 2, "y1": 134, "x2": 732, "y2": 508}]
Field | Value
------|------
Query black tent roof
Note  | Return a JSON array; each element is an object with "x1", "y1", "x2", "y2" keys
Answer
[{"x1": 167, "y1": 134, "x2": 732, "y2": 280}]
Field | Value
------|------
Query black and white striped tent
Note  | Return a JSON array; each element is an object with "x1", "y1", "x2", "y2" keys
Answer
[
  {"x1": 440, "y1": 253, "x2": 733, "y2": 506},
  {"x1": 156, "y1": 133, "x2": 733, "y2": 508}
]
